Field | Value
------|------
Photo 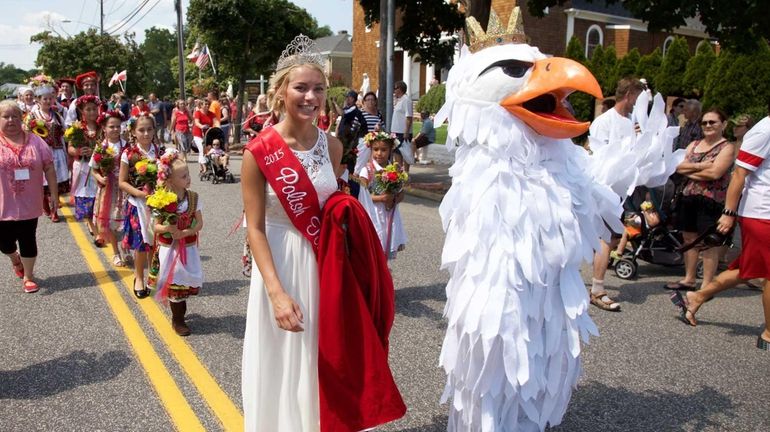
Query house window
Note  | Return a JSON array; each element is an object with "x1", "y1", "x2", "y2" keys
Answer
[
  {"x1": 662, "y1": 36, "x2": 675, "y2": 56},
  {"x1": 585, "y1": 25, "x2": 603, "y2": 58}
]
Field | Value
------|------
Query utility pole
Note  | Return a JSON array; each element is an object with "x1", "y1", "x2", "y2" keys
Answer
[
  {"x1": 100, "y1": 0, "x2": 104, "y2": 35},
  {"x1": 378, "y1": 0, "x2": 387, "y2": 122},
  {"x1": 175, "y1": 0, "x2": 186, "y2": 99},
  {"x1": 385, "y1": 0, "x2": 395, "y2": 131}
]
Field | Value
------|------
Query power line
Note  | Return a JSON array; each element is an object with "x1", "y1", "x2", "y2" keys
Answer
[
  {"x1": 105, "y1": 0, "x2": 150, "y2": 33},
  {"x1": 109, "y1": 0, "x2": 162, "y2": 35}
]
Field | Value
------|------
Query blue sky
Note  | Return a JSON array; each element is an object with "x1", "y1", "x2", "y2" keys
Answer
[{"x1": 0, "y1": 0, "x2": 354, "y2": 70}]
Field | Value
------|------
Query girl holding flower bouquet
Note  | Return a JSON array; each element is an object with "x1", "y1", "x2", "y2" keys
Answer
[
  {"x1": 147, "y1": 149, "x2": 203, "y2": 336},
  {"x1": 119, "y1": 114, "x2": 159, "y2": 298},
  {"x1": 68, "y1": 95, "x2": 101, "y2": 242},
  {"x1": 358, "y1": 131, "x2": 408, "y2": 259},
  {"x1": 90, "y1": 110, "x2": 127, "y2": 266}
]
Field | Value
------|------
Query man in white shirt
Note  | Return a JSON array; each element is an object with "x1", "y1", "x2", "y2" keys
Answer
[
  {"x1": 588, "y1": 78, "x2": 645, "y2": 312},
  {"x1": 670, "y1": 103, "x2": 770, "y2": 350},
  {"x1": 391, "y1": 80, "x2": 413, "y2": 168}
]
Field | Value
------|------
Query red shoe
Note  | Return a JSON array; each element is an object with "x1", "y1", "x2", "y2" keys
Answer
[
  {"x1": 12, "y1": 258, "x2": 24, "y2": 278},
  {"x1": 23, "y1": 279, "x2": 39, "y2": 293},
  {"x1": 50, "y1": 212, "x2": 60, "y2": 223}
]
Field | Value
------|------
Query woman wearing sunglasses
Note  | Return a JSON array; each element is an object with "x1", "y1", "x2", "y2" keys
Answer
[{"x1": 666, "y1": 108, "x2": 735, "y2": 292}]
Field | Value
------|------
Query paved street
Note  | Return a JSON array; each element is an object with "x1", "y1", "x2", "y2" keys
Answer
[{"x1": 1, "y1": 155, "x2": 768, "y2": 432}]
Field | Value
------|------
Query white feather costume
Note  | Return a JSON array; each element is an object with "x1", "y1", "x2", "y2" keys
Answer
[{"x1": 435, "y1": 40, "x2": 683, "y2": 431}]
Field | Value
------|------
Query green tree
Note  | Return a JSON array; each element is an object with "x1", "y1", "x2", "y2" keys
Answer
[
  {"x1": 526, "y1": 0, "x2": 770, "y2": 52},
  {"x1": 588, "y1": 45, "x2": 618, "y2": 95},
  {"x1": 654, "y1": 37, "x2": 690, "y2": 97},
  {"x1": 358, "y1": 0, "x2": 464, "y2": 67},
  {"x1": 415, "y1": 83, "x2": 445, "y2": 114},
  {"x1": 140, "y1": 27, "x2": 177, "y2": 98},
  {"x1": 682, "y1": 41, "x2": 716, "y2": 97},
  {"x1": 703, "y1": 44, "x2": 770, "y2": 117},
  {"x1": 30, "y1": 29, "x2": 144, "y2": 96},
  {"x1": 635, "y1": 47, "x2": 662, "y2": 90},
  {"x1": 613, "y1": 48, "x2": 641, "y2": 84},
  {"x1": 0, "y1": 63, "x2": 38, "y2": 85},
  {"x1": 563, "y1": 36, "x2": 594, "y2": 121},
  {"x1": 187, "y1": 0, "x2": 326, "y2": 143}
]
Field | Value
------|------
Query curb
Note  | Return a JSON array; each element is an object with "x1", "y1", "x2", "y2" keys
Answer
[{"x1": 404, "y1": 186, "x2": 445, "y2": 203}]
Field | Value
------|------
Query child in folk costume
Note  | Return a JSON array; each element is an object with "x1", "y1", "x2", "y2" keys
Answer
[
  {"x1": 91, "y1": 110, "x2": 127, "y2": 267},
  {"x1": 357, "y1": 131, "x2": 408, "y2": 259},
  {"x1": 147, "y1": 149, "x2": 203, "y2": 336},
  {"x1": 26, "y1": 75, "x2": 70, "y2": 223},
  {"x1": 68, "y1": 95, "x2": 101, "y2": 242},
  {"x1": 119, "y1": 113, "x2": 160, "y2": 299}
]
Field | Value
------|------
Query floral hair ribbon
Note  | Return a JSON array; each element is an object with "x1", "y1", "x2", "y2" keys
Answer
[
  {"x1": 157, "y1": 148, "x2": 181, "y2": 187},
  {"x1": 97, "y1": 109, "x2": 126, "y2": 126}
]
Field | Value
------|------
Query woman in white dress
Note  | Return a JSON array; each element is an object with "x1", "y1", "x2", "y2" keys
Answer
[{"x1": 240, "y1": 42, "x2": 343, "y2": 430}]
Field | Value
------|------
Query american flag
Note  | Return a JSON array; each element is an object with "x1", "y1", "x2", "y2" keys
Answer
[{"x1": 195, "y1": 45, "x2": 210, "y2": 69}]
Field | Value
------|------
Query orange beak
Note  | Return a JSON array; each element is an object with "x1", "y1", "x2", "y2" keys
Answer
[{"x1": 500, "y1": 57, "x2": 603, "y2": 139}]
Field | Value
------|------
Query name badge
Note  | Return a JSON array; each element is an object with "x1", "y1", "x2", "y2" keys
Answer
[{"x1": 14, "y1": 168, "x2": 30, "y2": 181}]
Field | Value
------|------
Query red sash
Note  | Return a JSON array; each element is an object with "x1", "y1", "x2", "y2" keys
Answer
[{"x1": 246, "y1": 128, "x2": 322, "y2": 254}]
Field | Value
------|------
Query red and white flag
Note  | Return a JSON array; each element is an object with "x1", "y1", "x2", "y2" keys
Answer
[
  {"x1": 187, "y1": 41, "x2": 201, "y2": 62},
  {"x1": 195, "y1": 45, "x2": 210, "y2": 69},
  {"x1": 108, "y1": 70, "x2": 127, "y2": 87}
]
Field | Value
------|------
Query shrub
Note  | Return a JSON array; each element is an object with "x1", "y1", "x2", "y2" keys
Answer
[
  {"x1": 327, "y1": 86, "x2": 348, "y2": 109},
  {"x1": 703, "y1": 43, "x2": 770, "y2": 117},
  {"x1": 613, "y1": 48, "x2": 641, "y2": 85},
  {"x1": 415, "y1": 83, "x2": 445, "y2": 114},
  {"x1": 636, "y1": 47, "x2": 663, "y2": 91},
  {"x1": 564, "y1": 37, "x2": 594, "y2": 121},
  {"x1": 655, "y1": 37, "x2": 691, "y2": 97},
  {"x1": 683, "y1": 41, "x2": 716, "y2": 97}
]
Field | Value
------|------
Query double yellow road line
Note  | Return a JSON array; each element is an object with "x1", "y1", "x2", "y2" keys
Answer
[{"x1": 61, "y1": 205, "x2": 243, "y2": 431}]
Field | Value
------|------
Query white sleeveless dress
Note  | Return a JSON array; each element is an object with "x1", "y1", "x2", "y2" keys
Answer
[{"x1": 242, "y1": 129, "x2": 338, "y2": 431}]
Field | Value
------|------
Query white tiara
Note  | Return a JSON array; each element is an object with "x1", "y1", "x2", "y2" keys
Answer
[{"x1": 276, "y1": 34, "x2": 324, "y2": 70}]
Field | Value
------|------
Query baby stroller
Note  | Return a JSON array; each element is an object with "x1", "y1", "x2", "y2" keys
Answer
[
  {"x1": 199, "y1": 127, "x2": 235, "y2": 184},
  {"x1": 613, "y1": 211, "x2": 704, "y2": 280}
]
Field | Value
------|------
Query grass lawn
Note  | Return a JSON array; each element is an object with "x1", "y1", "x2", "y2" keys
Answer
[{"x1": 412, "y1": 121, "x2": 448, "y2": 145}]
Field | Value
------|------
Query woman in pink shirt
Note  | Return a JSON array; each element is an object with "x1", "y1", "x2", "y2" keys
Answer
[{"x1": 0, "y1": 100, "x2": 58, "y2": 293}]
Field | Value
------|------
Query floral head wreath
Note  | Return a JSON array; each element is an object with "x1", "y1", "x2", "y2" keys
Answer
[
  {"x1": 157, "y1": 148, "x2": 181, "y2": 186},
  {"x1": 363, "y1": 131, "x2": 399, "y2": 148},
  {"x1": 97, "y1": 109, "x2": 126, "y2": 126},
  {"x1": 29, "y1": 74, "x2": 56, "y2": 97},
  {"x1": 127, "y1": 112, "x2": 155, "y2": 132},
  {"x1": 75, "y1": 94, "x2": 100, "y2": 109}
]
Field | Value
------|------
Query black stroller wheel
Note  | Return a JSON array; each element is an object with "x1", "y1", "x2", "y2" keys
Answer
[{"x1": 614, "y1": 259, "x2": 637, "y2": 280}]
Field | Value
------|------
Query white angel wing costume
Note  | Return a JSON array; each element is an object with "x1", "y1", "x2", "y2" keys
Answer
[{"x1": 435, "y1": 8, "x2": 681, "y2": 431}]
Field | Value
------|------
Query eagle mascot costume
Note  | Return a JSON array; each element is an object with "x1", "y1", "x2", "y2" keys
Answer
[{"x1": 435, "y1": 3, "x2": 683, "y2": 431}]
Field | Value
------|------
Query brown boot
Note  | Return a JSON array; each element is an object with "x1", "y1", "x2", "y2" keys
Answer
[{"x1": 169, "y1": 301, "x2": 190, "y2": 336}]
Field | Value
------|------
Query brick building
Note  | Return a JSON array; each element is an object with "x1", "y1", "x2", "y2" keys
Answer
[{"x1": 351, "y1": 0, "x2": 712, "y2": 100}]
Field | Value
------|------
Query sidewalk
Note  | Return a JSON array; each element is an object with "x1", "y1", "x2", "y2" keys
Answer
[{"x1": 406, "y1": 143, "x2": 454, "y2": 202}]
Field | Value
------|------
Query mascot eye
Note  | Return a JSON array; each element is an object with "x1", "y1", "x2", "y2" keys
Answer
[{"x1": 479, "y1": 60, "x2": 533, "y2": 78}]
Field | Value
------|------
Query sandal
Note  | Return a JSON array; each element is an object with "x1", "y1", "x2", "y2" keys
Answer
[
  {"x1": 669, "y1": 291, "x2": 697, "y2": 326},
  {"x1": 757, "y1": 336, "x2": 770, "y2": 351},
  {"x1": 11, "y1": 255, "x2": 24, "y2": 279},
  {"x1": 112, "y1": 255, "x2": 125, "y2": 267},
  {"x1": 590, "y1": 292, "x2": 621, "y2": 312},
  {"x1": 23, "y1": 279, "x2": 39, "y2": 294},
  {"x1": 664, "y1": 281, "x2": 698, "y2": 291}
]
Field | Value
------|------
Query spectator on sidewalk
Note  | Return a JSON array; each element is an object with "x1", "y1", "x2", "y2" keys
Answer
[
  {"x1": 391, "y1": 81, "x2": 414, "y2": 170},
  {"x1": 413, "y1": 111, "x2": 435, "y2": 164},
  {"x1": 670, "y1": 102, "x2": 770, "y2": 352},
  {"x1": 361, "y1": 91, "x2": 383, "y2": 132},
  {"x1": 668, "y1": 97, "x2": 686, "y2": 127},
  {"x1": 588, "y1": 77, "x2": 646, "y2": 312},
  {"x1": 675, "y1": 99, "x2": 704, "y2": 150},
  {"x1": 148, "y1": 93, "x2": 165, "y2": 143}
]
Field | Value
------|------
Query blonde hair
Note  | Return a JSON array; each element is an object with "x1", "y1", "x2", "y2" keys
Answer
[
  {"x1": 0, "y1": 99, "x2": 23, "y2": 117},
  {"x1": 268, "y1": 63, "x2": 328, "y2": 114}
]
